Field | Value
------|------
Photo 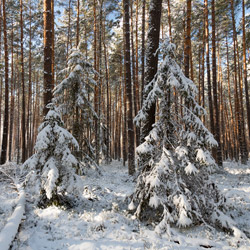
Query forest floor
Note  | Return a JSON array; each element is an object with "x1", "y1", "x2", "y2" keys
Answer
[{"x1": 0, "y1": 160, "x2": 250, "y2": 249}]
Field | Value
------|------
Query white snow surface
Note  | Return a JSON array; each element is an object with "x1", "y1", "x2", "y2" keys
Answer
[
  {"x1": 0, "y1": 164, "x2": 25, "y2": 250},
  {"x1": 0, "y1": 160, "x2": 248, "y2": 249}
]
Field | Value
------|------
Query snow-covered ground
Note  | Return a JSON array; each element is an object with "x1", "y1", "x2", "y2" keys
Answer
[
  {"x1": 0, "y1": 164, "x2": 19, "y2": 232},
  {"x1": 1, "y1": 160, "x2": 250, "y2": 249}
]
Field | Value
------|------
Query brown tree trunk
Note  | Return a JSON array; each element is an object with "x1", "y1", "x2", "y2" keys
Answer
[
  {"x1": 211, "y1": 0, "x2": 222, "y2": 166},
  {"x1": 0, "y1": 0, "x2": 9, "y2": 164},
  {"x1": 66, "y1": 0, "x2": 71, "y2": 59},
  {"x1": 76, "y1": 0, "x2": 80, "y2": 47},
  {"x1": 242, "y1": 0, "x2": 250, "y2": 145},
  {"x1": 26, "y1": 0, "x2": 32, "y2": 158},
  {"x1": 9, "y1": 20, "x2": 14, "y2": 161},
  {"x1": 226, "y1": 34, "x2": 238, "y2": 160},
  {"x1": 230, "y1": 0, "x2": 247, "y2": 164},
  {"x1": 0, "y1": 0, "x2": 2, "y2": 148},
  {"x1": 184, "y1": 0, "x2": 191, "y2": 78},
  {"x1": 167, "y1": 0, "x2": 172, "y2": 41},
  {"x1": 93, "y1": 0, "x2": 99, "y2": 164},
  {"x1": 51, "y1": 0, "x2": 54, "y2": 87},
  {"x1": 141, "y1": 0, "x2": 145, "y2": 107},
  {"x1": 20, "y1": 0, "x2": 26, "y2": 163},
  {"x1": 123, "y1": 0, "x2": 135, "y2": 175},
  {"x1": 205, "y1": 0, "x2": 214, "y2": 135},
  {"x1": 103, "y1": 29, "x2": 110, "y2": 163},
  {"x1": 43, "y1": 0, "x2": 54, "y2": 115},
  {"x1": 141, "y1": 0, "x2": 162, "y2": 141}
]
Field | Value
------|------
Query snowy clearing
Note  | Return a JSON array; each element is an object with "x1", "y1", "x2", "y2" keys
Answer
[{"x1": 0, "y1": 160, "x2": 249, "y2": 249}]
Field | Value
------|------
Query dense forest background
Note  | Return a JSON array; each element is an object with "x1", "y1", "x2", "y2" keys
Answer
[{"x1": 0, "y1": 0, "x2": 249, "y2": 169}]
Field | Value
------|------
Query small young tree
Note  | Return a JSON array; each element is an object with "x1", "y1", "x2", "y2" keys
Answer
[
  {"x1": 130, "y1": 39, "x2": 231, "y2": 236},
  {"x1": 54, "y1": 45, "x2": 97, "y2": 169},
  {"x1": 23, "y1": 103, "x2": 83, "y2": 207}
]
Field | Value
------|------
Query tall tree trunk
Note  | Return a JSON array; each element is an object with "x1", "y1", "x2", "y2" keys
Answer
[
  {"x1": 211, "y1": 0, "x2": 222, "y2": 166},
  {"x1": 167, "y1": 0, "x2": 172, "y2": 41},
  {"x1": 20, "y1": 0, "x2": 26, "y2": 163},
  {"x1": 242, "y1": 0, "x2": 250, "y2": 144},
  {"x1": 130, "y1": 1, "x2": 140, "y2": 147},
  {"x1": 141, "y1": 0, "x2": 162, "y2": 141},
  {"x1": 66, "y1": 0, "x2": 71, "y2": 59},
  {"x1": 76, "y1": 0, "x2": 80, "y2": 47},
  {"x1": 205, "y1": 0, "x2": 214, "y2": 135},
  {"x1": 51, "y1": 0, "x2": 54, "y2": 87},
  {"x1": 140, "y1": 0, "x2": 145, "y2": 107},
  {"x1": 0, "y1": 0, "x2": 9, "y2": 164},
  {"x1": 0, "y1": 0, "x2": 2, "y2": 149},
  {"x1": 230, "y1": 0, "x2": 247, "y2": 164},
  {"x1": 184, "y1": 0, "x2": 191, "y2": 78},
  {"x1": 103, "y1": 28, "x2": 110, "y2": 163},
  {"x1": 9, "y1": 19, "x2": 14, "y2": 161},
  {"x1": 123, "y1": 0, "x2": 135, "y2": 175},
  {"x1": 44, "y1": 0, "x2": 54, "y2": 115},
  {"x1": 27, "y1": 0, "x2": 32, "y2": 157},
  {"x1": 226, "y1": 34, "x2": 237, "y2": 160}
]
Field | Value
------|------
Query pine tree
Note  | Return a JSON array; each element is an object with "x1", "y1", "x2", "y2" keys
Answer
[
  {"x1": 0, "y1": 0, "x2": 9, "y2": 165},
  {"x1": 22, "y1": 103, "x2": 83, "y2": 207},
  {"x1": 130, "y1": 39, "x2": 229, "y2": 235},
  {"x1": 53, "y1": 45, "x2": 98, "y2": 170}
]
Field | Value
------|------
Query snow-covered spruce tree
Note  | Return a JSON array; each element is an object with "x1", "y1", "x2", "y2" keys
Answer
[
  {"x1": 22, "y1": 103, "x2": 83, "y2": 207},
  {"x1": 54, "y1": 44, "x2": 98, "y2": 170},
  {"x1": 129, "y1": 39, "x2": 230, "y2": 235}
]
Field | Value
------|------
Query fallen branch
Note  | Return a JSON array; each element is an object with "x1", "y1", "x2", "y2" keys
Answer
[{"x1": 0, "y1": 185, "x2": 25, "y2": 250}]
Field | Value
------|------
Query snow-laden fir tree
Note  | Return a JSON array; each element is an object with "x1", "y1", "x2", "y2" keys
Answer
[
  {"x1": 54, "y1": 44, "x2": 98, "y2": 170},
  {"x1": 22, "y1": 103, "x2": 83, "y2": 207},
  {"x1": 129, "y1": 39, "x2": 231, "y2": 236}
]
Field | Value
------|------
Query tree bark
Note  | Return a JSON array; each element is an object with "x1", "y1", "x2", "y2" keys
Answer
[
  {"x1": 205, "y1": 0, "x2": 214, "y2": 135},
  {"x1": 242, "y1": 0, "x2": 250, "y2": 144},
  {"x1": 76, "y1": 0, "x2": 80, "y2": 47},
  {"x1": 184, "y1": 0, "x2": 191, "y2": 78},
  {"x1": 123, "y1": 0, "x2": 135, "y2": 175},
  {"x1": 0, "y1": 0, "x2": 9, "y2": 164},
  {"x1": 140, "y1": 0, "x2": 145, "y2": 107},
  {"x1": 20, "y1": 0, "x2": 26, "y2": 163},
  {"x1": 141, "y1": 0, "x2": 162, "y2": 141},
  {"x1": 211, "y1": 0, "x2": 222, "y2": 166},
  {"x1": 9, "y1": 19, "x2": 14, "y2": 161},
  {"x1": 43, "y1": 0, "x2": 54, "y2": 115},
  {"x1": 230, "y1": 0, "x2": 247, "y2": 164}
]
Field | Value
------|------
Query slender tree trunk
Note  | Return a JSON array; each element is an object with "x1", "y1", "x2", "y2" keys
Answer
[
  {"x1": 184, "y1": 0, "x2": 191, "y2": 78},
  {"x1": 242, "y1": 0, "x2": 250, "y2": 144},
  {"x1": 211, "y1": 0, "x2": 222, "y2": 166},
  {"x1": 0, "y1": 0, "x2": 9, "y2": 164},
  {"x1": 9, "y1": 19, "x2": 14, "y2": 161},
  {"x1": 44, "y1": 0, "x2": 54, "y2": 115},
  {"x1": 122, "y1": 78, "x2": 127, "y2": 166},
  {"x1": 66, "y1": 0, "x2": 71, "y2": 59},
  {"x1": 226, "y1": 34, "x2": 237, "y2": 160},
  {"x1": 93, "y1": 0, "x2": 99, "y2": 164},
  {"x1": 103, "y1": 29, "x2": 110, "y2": 163},
  {"x1": 0, "y1": 0, "x2": 2, "y2": 149},
  {"x1": 201, "y1": 24, "x2": 205, "y2": 110},
  {"x1": 27, "y1": 0, "x2": 32, "y2": 158},
  {"x1": 97, "y1": 1, "x2": 103, "y2": 164},
  {"x1": 123, "y1": 0, "x2": 135, "y2": 175},
  {"x1": 141, "y1": 0, "x2": 162, "y2": 141},
  {"x1": 76, "y1": 0, "x2": 80, "y2": 47},
  {"x1": 20, "y1": 0, "x2": 26, "y2": 163},
  {"x1": 205, "y1": 0, "x2": 214, "y2": 135},
  {"x1": 51, "y1": 0, "x2": 54, "y2": 87},
  {"x1": 167, "y1": 0, "x2": 172, "y2": 41},
  {"x1": 141, "y1": 0, "x2": 145, "y2": 107},
  {"x1": 230, "y1": 0, "x2": 247, "y2": 164}
]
